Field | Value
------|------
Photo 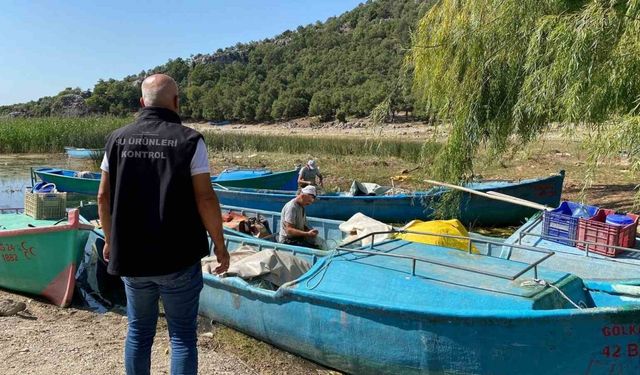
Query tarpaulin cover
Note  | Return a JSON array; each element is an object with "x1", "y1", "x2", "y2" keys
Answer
[
  {"x1": 396, "y1": 219, "x2": 479, "y2": 254},
  {"x1": 202, "y1": 245, "x2": 311, "y2": 287},
  {"x1": 339, "y1": 213, "x2": 393, "y2": 245}
]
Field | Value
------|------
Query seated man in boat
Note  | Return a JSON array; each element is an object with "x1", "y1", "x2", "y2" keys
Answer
[
  {"x1": 279, "y1": 185, "x2": 320, "y2": 249},
  {"x1": 297, "y1": 159, "x2": 324, "y2": 189}
]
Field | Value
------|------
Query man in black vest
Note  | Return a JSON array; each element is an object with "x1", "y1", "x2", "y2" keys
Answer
[{"x1": 97, "y1": 73, "x2": 229, "y2": 375}]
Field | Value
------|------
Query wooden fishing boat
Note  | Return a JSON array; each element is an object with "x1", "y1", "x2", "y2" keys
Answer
[
  {"x1": 200, "y1": 232, "x2": 640, "y2": 375},
  {"x1": 220, "y1": 202, "x2": 640, "y2": 282},
  {"x1": 215, "y1": 168, "x2": 272, "y2": 179},
  {"x1": 32, "y1": 167, "x2": 299, "y2": 195},
  {"x1": 0, "y1": 208, "x2": 93, "y2": 307},
  {"x1": 212, "y1": 168, "x2": 299, "y2": 190},
  {"x1": 213, "y1": 171, "x2": 566, "y2": 225},
  {"x1": 32, "y1": 168, "x2": 101, "y2": 195},
  {"x1": 64, "y1": 146, "x2": 104, "y2": 159},
  {"x1": 208, "y1": 120, "x2": 230, "y2": 126}
]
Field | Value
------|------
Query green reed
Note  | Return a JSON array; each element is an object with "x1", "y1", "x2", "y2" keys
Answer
[
  {"x1": 202, "y1": 132, "x2": 437, "y2": 163},
  {"x1": 0, "y1": 117, "x2": 439, "y2": 163},
  {"x1": 0, "y1": 116, "x2": 131, "y2": 153}
]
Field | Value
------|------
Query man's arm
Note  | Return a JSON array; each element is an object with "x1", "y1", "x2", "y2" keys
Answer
[
  {"x1": 192, "y1": 173, "x2": 230, "y2": 273},
  {"x1": 284, "y1": 222, "x2": 317, "y2": 238},
  {"x1": 97, "y1": 171, "x2": 112, "y2": 262},
  {"x1": 297, "y1": 168, "x2": 311, "y2": 186}
]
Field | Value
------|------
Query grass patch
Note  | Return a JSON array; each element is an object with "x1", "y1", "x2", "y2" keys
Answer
[
  {"x1": 203, "y1": 132, "x2": 438, "y2": 164},
  {"x1": 208, "y1": 150, "x2": 432, "y2": 192},
  {"x1": 0, "y1": 116, "x2": 131, "y2": 153}
]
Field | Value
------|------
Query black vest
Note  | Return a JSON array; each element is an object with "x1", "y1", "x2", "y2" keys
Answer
[{"x1": 104, "y1": 107, "x2": 208, "y2": 276}]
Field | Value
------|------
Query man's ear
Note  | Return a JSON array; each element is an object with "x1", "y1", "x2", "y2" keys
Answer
[
  {"x1": 174, "y1": 95, "x2": 179, "y2": 111},
  {"x1": 139, "y1": 97, "x2": 145, "y2": 107}
]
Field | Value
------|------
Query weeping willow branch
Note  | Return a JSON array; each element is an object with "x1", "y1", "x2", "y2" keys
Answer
[{"x1": 411, "y1": 0, "x2": 640, "y2": 207}]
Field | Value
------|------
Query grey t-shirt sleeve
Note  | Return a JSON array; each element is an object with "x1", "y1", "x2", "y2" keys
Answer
[{"x1": 282, "y1": 202, "x2": 297, "y2": 225}]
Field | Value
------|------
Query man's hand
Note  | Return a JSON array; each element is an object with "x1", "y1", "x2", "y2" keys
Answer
[
  {"x1": 213, "y1": 245, "x2": 230, "y2": 274},
  {"x1": 103, "y1": 243, "x2": 110, "y2": 262},
  {"x1": 307, "y1": 229, "x2": 319, "y2": 238}
]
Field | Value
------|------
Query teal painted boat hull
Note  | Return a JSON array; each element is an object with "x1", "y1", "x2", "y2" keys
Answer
[
  {"x1": 34, "y1": 168, "x2": 101, "y2": 195},
  {"x1": 0, "y1": 209, "x2": 92, "y2": 307},
  {"x1": 200, "y1": 235, "x2": 640, "y2": 374},
  {"x1": 214, "y1": 171, "x2": 566, "y2": 225},
  {"x1": 212, "y1": 169, "x2": 299, "y2": 190}
]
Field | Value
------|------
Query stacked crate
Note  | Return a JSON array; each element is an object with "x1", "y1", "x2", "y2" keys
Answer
[
  {"x1": 542, "y1": 201, "x2": 598, "y2": 246},
  {"x1": 576, "y1": 209, "x2": 638, "y2": 257},
  {"x1": 24, "y1": 187, "x2": 67, "y2": 219},
  {"x1": 543, "y1": 201, "x2": 638, "y2": 257}
]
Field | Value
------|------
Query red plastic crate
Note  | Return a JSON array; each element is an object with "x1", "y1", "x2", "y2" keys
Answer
[{"x1": 576, "y1": 209, "x2": 639, "y2": 257}]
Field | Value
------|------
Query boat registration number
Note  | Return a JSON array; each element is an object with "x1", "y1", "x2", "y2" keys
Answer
[
  {"x1": 601, "y1": 344, "x2": 640, "y2": 358},
  {"x1": 0, "y1": 241, "x2": 36, "y2": 262},
  {"x1": 601, "y1": 324, "x2": 640, "y2": 358}
]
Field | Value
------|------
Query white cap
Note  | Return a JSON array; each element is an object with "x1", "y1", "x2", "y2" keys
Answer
[
  {"x1": 301, "y1": 185, "x2": 317, "y2": 198},
  {"x1": 307, "y1": 160, "x2": 317, "y2": 170}
]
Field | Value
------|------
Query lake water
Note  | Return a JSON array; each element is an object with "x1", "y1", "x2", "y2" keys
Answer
[{"x1": 0, "y1": 154, "x2": 98, "y2": 209}]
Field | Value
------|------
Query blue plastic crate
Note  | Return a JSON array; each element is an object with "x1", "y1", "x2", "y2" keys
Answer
[{"x1": 542, "y1": 201, "x2": 598, "y2": 246}]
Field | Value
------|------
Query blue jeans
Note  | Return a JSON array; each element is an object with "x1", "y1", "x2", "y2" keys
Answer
[{"x1": 122, "y1": 262, "x2": 203, "y2": 375}]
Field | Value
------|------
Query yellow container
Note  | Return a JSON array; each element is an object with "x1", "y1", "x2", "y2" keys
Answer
[{"x1": 24, "y1": 188, "x2": 67, "y2": 219}]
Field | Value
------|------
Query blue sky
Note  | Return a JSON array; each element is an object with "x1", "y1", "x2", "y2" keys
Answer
[{"x1": 0, "y1": 0, "x2": 363, "y2": 105}]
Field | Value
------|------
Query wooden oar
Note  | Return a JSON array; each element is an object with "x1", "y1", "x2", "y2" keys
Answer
[
  {"x1": 485, "y1": 190, "x2": 552, "y2": 210},
  {"x1": 424, "y1": 179, "x2": 552, "y2": 211}
]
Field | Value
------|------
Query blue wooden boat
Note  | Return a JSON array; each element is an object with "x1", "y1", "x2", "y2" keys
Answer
[
  {"x1": 32, "y1": 168, "x2": 102, "y2": 195},
  {"x1": 213, "y1": 171, "x2": 565, "y2": 226},
  {"x1": 200, "y1": 231, "x2": 640, "y2": 374},
  {"x1": 212, "y1": 168, "x2": 299, "y2": 190},
  {"x1": 208, "y1": 120, "x2": 230, "y2": 126},
  {"x1": 33, "y1": 167, "x2": 299, "y2": 195},
  {"x1": 64, "y1": 146, "x2": 104, "y2": 159},
  {"x1": 215, "y1": 168, "x2": 272, "y2": 180},
  {"x1": 221, "y1": 202, "x2": 640, "y2": 282}
]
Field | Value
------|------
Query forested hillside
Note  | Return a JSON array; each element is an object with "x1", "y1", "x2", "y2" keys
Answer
[{"x1": 1, "y1": 0, "x2": 433, "y2": 121}]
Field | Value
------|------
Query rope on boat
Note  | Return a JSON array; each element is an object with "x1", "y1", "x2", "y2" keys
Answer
[
  {"x1": 305, "y1": 250, "x2": 338, "y2": 290},
  {"x1": 521, "y1": 279, "x2": 584, "y2": 309}
]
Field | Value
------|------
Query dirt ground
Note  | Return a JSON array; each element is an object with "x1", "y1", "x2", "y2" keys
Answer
[
  {"x1": 2, "y1": 119, "x2": 638, "y2": 375},
  {"x1": 0, "y1": 288, "x2": 337, "y2": 375},
  {"x1": 192, "y1": 116, "x2": 445, "y2": 140}
]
